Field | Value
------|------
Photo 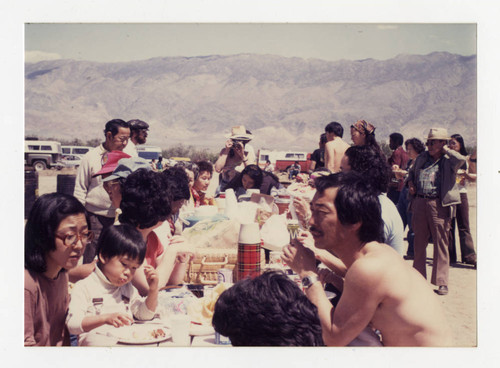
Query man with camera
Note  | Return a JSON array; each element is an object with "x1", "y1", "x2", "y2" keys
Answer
[{"x1": 214, "y1": 125, "x2": 256, "y2": 194}]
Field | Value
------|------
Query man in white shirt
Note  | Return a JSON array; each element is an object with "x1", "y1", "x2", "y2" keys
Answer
[
  {"x1": 123, "y1": 119, "x2": 149, "y2": 157},
  {"x1": 72, "y1": 119, "x2": 130, "y2": 274}
]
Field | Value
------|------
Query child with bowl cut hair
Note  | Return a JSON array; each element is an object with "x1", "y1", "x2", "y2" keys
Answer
[{"x1": 66, "y1": 224, "x2": 159, "y2": 346}]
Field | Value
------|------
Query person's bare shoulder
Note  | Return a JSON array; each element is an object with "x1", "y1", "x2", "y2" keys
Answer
[{"x1": 346, "y1": 243, "x2": 400, "y2": 288}]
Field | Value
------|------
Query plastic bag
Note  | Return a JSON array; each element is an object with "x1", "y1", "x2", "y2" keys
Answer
[{"x1": 260, "y1": 214, "x2": 290, "y2": 251}]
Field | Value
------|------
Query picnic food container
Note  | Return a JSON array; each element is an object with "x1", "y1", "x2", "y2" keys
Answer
[{"x1": 236, "y1": 223, "x2": 262, "y2": 281}]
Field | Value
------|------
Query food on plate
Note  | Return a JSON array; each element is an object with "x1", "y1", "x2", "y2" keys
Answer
[
  {"x1": 187, "y1": 282, "x2": 230, "y2": 325},
  {"x1": 125, "y1": 326, "x2": 168, "y2": 342},
  {"x1": 150, "y1": 328, "x2": 166, "y2": 339}
]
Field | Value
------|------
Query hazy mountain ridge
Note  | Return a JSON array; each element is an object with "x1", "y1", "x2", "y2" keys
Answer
[{"x1": 25, "y1": 52, "x2": 476, "y2": 151}]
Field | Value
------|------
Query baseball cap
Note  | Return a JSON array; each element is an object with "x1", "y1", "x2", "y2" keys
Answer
[
  {"x1": 93, "y1": 150, "x2": 131, "y2": 177},
  {"x1": 102, "y1": 157, "x2": 152, "y2": 182}
]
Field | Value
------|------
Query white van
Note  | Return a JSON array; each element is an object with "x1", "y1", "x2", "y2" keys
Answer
[
  {"x1": 62, "y1": 145, "x2": 93, "y2": 158},
  {"x1": 25, "y1": 140, "x2": 64, "y2": 171}
]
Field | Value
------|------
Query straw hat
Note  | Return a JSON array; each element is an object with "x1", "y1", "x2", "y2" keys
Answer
[
  {"x1": 102, "y1": 157, "x2": 152, "y2": 182},
  {"x1": 93, "y1": 150, "x2": 131, "y2": 177},
  {"x1": 224, "y1": 125, "x2": 253, "y2": 141},
  {"x1": 426, "y1": 127, "x2": 450, "y2": 141}
]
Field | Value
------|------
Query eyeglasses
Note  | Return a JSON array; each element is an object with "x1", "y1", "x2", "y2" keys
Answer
[
  {"x1": 107, "y1": 179, "x2": 121, "y2": 187},
  {"x1": 56, "y1": 231, "x2": 94, "y2": 247},
  {"x1": 426, "y1": 140, "x2": 444, "y2": 147},
  {"x1": 114, "y1": 135, "x2": 129, "y2": 143}
]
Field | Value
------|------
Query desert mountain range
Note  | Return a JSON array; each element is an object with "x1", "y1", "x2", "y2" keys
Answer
[{"x1": 25, "y1": 52, "x2": 476, "y2": 152}]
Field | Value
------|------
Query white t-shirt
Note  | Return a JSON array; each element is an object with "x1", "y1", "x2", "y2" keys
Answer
[{"x1": 379, "y1": 193, "x2": 405, "y2": 256}]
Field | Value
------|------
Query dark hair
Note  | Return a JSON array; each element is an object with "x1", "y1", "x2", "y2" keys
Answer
[
  {"x1": 174, "y1": 161, "x2": 199, "y2": 179},
  {"x1": 364, "y1": 133, "x2": 382, "y2": 152},
  {"x1": 231, "y1": 164, "x2": 263, "y2": 190},
  {"x1": 320, "y1": 133, "x2": 328, "y2": 144},
  {"x1": 25, "y1": 193, "x2": 89, "y2": 273},
  {"x1": 212, "y1": 270, "x2": 324, "y2": 346},
  {"x1": 389, "y1": 132, "x2": 404, "y2": 147},
  {"x1": 315, "y1": 172, "x2": 384, "y2": 243},
  {"x1": 404, "y1": 138, "x2": 426, "y2": 154},
  {"x1": 162, "y1": 167, "x2": 191, "y2": 201},
  {"x1": 103, "y1": 119, "x2": 129, "y2": 137},
  {"x1": 344, "y1": 145, "x2": 391, "y2": 193},
  {"x1": 195, "y1": 160, "x2": 213, "y2": 180},
  {"x1": 450, "y1": 134, "x2": 468, "y2": 156},
  {"x1": 243, "y1": 164, "x2": 264, "y2": 188},
  {"x1": 325, "y1": 121, "x2": 344, "y2": 138},
  {"x1": 97, "y1": 224, "x2": 146, "y2": 264},
  {"x1": 119, "y1": 169, "x2": 172, "y2": 229}
]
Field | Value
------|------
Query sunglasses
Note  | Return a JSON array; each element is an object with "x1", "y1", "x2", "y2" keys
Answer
[{"x1": 426, "y1": 140, "x2": 445, "y2": 147}]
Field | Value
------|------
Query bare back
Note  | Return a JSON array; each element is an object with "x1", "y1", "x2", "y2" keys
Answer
[
  {"x1": 325, "y1": 138, "x2": 350, "y2": 173},
  {"x1": 334, "y1": 242, "x2": 452, "y2": 346}
]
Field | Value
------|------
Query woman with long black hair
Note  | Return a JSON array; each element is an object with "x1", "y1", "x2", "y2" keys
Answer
[{"x1": 448, "y1": 133, "x2": 477, "y2": 267}]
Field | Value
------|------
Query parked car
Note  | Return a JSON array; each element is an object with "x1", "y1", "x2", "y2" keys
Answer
[
  {"x1": 25, "y1": 140, "x2": 64, "y2": 171},
  {"x1": 61, "y1": 154, "x2": 82, "y2": 169},
  {"x1": 62, "y1": 145, "x2": 92, "y2": 158},
  {"x1": 137, "y1": 145, "x2": 162, "y2": 161}
]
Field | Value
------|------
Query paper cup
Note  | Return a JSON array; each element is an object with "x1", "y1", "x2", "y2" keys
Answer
[
  {"x1": 238, "y1": 222, "x2": 261, "y2": 244},
  {"x1": 170, "y1": 314, "x2": 191, "y2": 346}
]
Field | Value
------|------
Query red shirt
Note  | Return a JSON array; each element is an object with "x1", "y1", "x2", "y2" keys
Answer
[
  {"x1": 388, "y1": 146, "x2": 409, "y2": 191},
  {"x1": 145, "y1": 231, "x2": 165, "y2": 268}
]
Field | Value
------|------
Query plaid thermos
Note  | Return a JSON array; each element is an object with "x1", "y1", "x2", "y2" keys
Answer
[{"x1": 237, "y1": 222, "x2": 261, "y2": 281}]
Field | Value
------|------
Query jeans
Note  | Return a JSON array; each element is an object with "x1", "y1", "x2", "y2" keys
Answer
[
  {"x1": 449, "y1": 192, "x2": 476, "y2": 263},
  {"x1": 396, "y1": 187, "x2": 414, "y2": 256}
]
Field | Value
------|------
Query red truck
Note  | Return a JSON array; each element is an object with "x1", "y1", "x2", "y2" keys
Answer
[{"x1": 257, "y1": 150, "x2": 312, "y2": 173}]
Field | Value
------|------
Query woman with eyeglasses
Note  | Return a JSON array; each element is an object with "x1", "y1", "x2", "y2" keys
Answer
[
  {"x1": 448, "y1": 134, "x2": 477, "y2": 267},
  {"x1": 25, "y1": 193, "x2": 92, "y2": 346}
]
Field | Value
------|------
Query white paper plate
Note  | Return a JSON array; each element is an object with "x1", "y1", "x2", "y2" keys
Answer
[
  {"x1": 108, "y1": 324, "x2": 171, "y2": 345},
  {"x1": 189, "y1": 322, "x2": 215, "y2": 336}
]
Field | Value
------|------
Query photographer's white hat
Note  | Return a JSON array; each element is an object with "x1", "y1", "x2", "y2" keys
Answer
[
  {"x1": 427, "y1": 127, "x2": 450, "y2": 141},
  {"x1": 224, "y1": 125, "x2": 253, "y2": 141}
]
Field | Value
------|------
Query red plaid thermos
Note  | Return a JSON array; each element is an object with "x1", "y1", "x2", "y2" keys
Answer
[{"x1": 236, "y1": 222, "x2": 261, "y2": 281}]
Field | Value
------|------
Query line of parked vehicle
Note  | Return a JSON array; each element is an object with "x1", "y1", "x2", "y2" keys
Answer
[{"x1": 24, "y1": 139, "x2": 169, "y2": 171}]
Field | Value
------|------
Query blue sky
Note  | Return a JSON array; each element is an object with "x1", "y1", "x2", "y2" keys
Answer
[{"x1": 25, "y1": 23, "x2": 476, "y2": 63}]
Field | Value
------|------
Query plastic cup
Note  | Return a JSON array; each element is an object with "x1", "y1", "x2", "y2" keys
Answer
[{"x1": 170, "y1": 314, "x2": 191, "y2": 346}]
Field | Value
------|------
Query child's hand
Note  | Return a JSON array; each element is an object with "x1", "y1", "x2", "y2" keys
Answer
[
  {"x1": 144, "y1": 265, "x2": 159, "y2": 291},
  {"x1": 176, "y1": 252, "x2": 193, "y2": 264},
  {"x1": 103, "y1": 313, "x2": 133, "y2": 328}
]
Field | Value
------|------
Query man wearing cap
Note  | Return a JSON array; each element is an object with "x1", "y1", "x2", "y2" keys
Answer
[
  {"x1": 407, "y1": 128, "x2": 466, "y2": 296},
  {"x1": 123, "y1": 119, "x2": 149, "y2": 157},
  {"x1": 324, "y1": 121, "x2": 350, "y2": 173},
  {"x1": 102, "y1": 156, "x2": 152, "y2": 213},
  {"x1": 214, "y1": 125, "x2": 256, "y2": 194},
  {"x1": 73, "y1": 119, "x2": 130, "y2": 268}
]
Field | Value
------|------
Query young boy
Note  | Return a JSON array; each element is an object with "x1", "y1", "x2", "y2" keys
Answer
[{"x1": 66, "y1": 224, "x2": 159, "y2": 346}]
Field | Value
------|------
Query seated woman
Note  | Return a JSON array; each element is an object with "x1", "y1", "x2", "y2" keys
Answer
[
  {"x1": 192, "y1": 160, "x2": 215, "y2": 207},
  {"x1": 161, "y1": 167, "x2": 191, "y2": 236},
  {"x1": 174, "y1": 161, "x2": 199, "y2": 216},
  {"x1": 118, "y1": 169, "x2": 191, "y2": 296},
  {"x1": 25, "y1": 193, "x2": 92, "y2": 346},
  {"x1": 224, "y1": 164, "x2": 281, "y2": 198}
]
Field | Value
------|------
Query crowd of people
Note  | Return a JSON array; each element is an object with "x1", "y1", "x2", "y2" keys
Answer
[{"x1": 24, "y1": 117, "x2": 476, "y2": 347}]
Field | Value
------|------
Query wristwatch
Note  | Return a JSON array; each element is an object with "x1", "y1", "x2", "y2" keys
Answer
[{"x1": 301, "y1": 275, "x2": 320, "y2": 289}]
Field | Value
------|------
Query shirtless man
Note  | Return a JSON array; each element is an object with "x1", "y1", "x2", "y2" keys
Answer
[
  {"x1": 324, "y1": 122, "x2": 350, "y2": 173},
  {"x1": 282, "y1": 172, "x2": 452, "y2": 346}
]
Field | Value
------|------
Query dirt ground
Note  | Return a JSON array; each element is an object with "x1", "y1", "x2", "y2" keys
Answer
[{"x1": 34, "y1": 170, "x2": 477, "y2": 346}]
